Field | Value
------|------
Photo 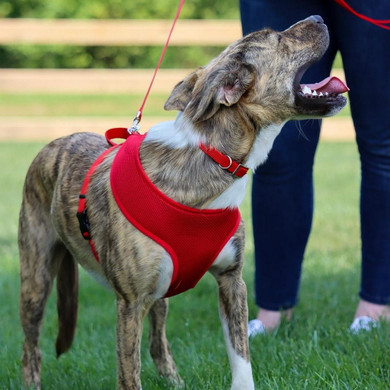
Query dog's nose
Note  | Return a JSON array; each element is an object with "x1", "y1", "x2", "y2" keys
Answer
[{"x1": 306, "y1": 15, "x2": 324, "y2": 24}]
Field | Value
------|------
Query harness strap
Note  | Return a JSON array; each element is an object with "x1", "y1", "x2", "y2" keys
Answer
[
  {"x1": 78, "y1": 128, "x2": 248, "y2": 268},
  {"x1": 105, "y1": 127, "x2": 131, "y2": 145},
  {"x1": 76, "y1": 144, "x2": 119, "y2": 262}
]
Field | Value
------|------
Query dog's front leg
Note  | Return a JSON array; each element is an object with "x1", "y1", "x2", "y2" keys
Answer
[
  {"x1": 215, "y1": 271, "x2": 254, "y2": 390},
  {"x1": 116, "y1": 297, "x2": 152, "y2": 390},
  {"x1": 148, "y1": 299, "x2": 183, "y2": 387}
]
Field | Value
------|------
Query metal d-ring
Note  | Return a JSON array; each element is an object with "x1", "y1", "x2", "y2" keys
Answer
[{"x1": 219, "y1": 155, "x2": 233, "y2": 170}]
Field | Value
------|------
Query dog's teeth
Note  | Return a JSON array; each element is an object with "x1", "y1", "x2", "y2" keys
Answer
[
  {"x1": 319, "y1": 92, "x2": 323, "y2": 96},
  {"x1": 302, "y1": 85, "x2": 312, "y2": 95},
  {"x1": 325, "y1": 92, "x2": 329, "y2": 96},
  {"x1": 312, "y1": 90, "x2": 318, "y2": 96}
]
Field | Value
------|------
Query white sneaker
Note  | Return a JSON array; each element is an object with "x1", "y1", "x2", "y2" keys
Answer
[
  {"x1": 248, "y1": 319, "x2": 266, "y2": 337},
  {"x1": 349, "y1": 316, "x2": 378, "y2": 334}
]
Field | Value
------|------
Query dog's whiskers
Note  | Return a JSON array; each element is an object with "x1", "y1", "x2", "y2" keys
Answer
[{"x1": 295, "y1": 120, "x2": 312, "y2": 141}]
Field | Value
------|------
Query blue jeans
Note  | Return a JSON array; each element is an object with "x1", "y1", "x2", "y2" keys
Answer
[{"x1": 240, "y1": 0, "x2": 390, "y2": 310}]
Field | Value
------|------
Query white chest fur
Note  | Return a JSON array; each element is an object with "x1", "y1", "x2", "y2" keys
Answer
[
  {"x1": 208, "y1": 123, "x2": 285, "y2": 210},
  {"x1": 245, "y1": 123, "x2": 285, "y2": 170}
]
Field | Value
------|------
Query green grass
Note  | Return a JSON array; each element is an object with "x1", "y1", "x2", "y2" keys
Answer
[
  {"x1": 0, "y1": 93, "x2": 173, "y2": 118},
  {"x1": 0, "y1": 91, "x2": 351, "y2": 119},
  {"x1": 0, "y1": 141, "x2": 389, "y2": 389}
]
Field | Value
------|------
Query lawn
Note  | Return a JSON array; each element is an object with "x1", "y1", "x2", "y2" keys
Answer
[
  {"x1": 0, "y1": 92, "x2": 351, "y2": 119},
  {"x1": 0, "y1": 140, "x2": 389, "y2": 389},
  {"x1": 0, "y1": 94, "x2": 173, "y2": 118}
]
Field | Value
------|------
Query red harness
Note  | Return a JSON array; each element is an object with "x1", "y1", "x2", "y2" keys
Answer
[{"x1": 77, "y1": 131, "x2": 242, "y2": 297}]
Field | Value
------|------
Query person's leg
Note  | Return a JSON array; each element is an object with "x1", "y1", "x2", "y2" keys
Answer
[
  {"x1": 240, "y1": 0, "x2": 337, "y2": 331},
  {"x1": 240, "y1": 0, "x2": 329, "y2": 35},
  {"x1": 332, "y1": 0, "x2": 390, "y2": 324}
]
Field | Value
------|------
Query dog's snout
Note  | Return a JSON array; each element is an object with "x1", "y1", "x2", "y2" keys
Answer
[
  {"x1": 286, "y1": 15, "x2": 326, "y2": 32},
  {"x1": 306, "y1": 15, "x2": 324, "y2": 24}
]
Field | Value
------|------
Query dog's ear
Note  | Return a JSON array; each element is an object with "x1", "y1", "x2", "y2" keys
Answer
[
  {"x1": 186, "y1": 62, "x2": 256, "y2": 122},
  {"x1": 164, "y1": 69, "x2": 201, "y2": 111}
]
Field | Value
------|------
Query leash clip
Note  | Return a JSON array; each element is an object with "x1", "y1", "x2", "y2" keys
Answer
[{"x1": 127, "y1": 111, "x2": 141, "y2": 135}]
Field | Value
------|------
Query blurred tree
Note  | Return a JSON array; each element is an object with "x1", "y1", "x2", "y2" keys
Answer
[
  {"x1": 0, "y1": 0, "x2": 239, "y2": 19},
  {"x1": 0, "y1": 0, "x2": 240, "y2": 68}
]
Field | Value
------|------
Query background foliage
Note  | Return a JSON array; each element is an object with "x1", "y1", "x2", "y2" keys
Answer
[
  {"x1": 0, "y1": 0, "x2": 239, "y2": 19},
  {"x1": 0, "y1": 0, "x2": 240, "y2": 69}
]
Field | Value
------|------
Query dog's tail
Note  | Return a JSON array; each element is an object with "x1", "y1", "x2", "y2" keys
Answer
[{"x1": 55, "y1": 250, "x2": 79, "y2": 358}]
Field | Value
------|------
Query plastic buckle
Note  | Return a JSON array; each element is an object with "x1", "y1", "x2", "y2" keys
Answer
[{"x1": 77, "y1": 209, "x2": 91, "y2": 240}]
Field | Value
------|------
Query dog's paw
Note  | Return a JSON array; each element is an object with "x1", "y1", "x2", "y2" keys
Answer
[{"x1": 169, "y1": 373, "x2": 184, "y2": 389}]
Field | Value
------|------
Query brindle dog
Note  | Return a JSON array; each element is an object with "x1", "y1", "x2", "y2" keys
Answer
[{"x1": 19, "y1": 16, "x2": 347, "y2": 390}]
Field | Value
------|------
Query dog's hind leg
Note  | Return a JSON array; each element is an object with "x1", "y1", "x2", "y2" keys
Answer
[
  {"x1": 148, "y1": 299, "x2": 182, "y2": 387},
  {"x1": 19, "y1": 201, "x2": 52, "y2": 389},
  {"x1": 19, "y1": 192, "x2": 69, "y2": 389}
]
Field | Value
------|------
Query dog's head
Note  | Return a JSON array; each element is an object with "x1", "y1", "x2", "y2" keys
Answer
[{"x1": 165, "y1": 16, "x2": 347, "y2": 128}]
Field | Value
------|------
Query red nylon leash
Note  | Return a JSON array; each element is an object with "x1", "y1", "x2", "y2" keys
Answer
[
  {"x1": 334, "y1": 0, "x2": 390, "y2": 30},
  {"x1": 128, "y1": 0, "x2": 186, "y2": 133}
]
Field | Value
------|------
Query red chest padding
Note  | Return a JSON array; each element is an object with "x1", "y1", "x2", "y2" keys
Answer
[{"x1": 110, "y1": 134, "x2": 241, "y2": 297}]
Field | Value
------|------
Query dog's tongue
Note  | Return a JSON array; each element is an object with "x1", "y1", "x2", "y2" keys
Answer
[{"x1": 301, "y1": 76, "x2": 349, "y2": 94}]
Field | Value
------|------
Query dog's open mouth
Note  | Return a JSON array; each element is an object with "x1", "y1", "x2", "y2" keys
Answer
[
  {"x1": 295, "y1": 75, "x2": 349, "y2": 116},
  {"x1": 299, "y1": 76, "x2": 349, "y2": 99}
]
